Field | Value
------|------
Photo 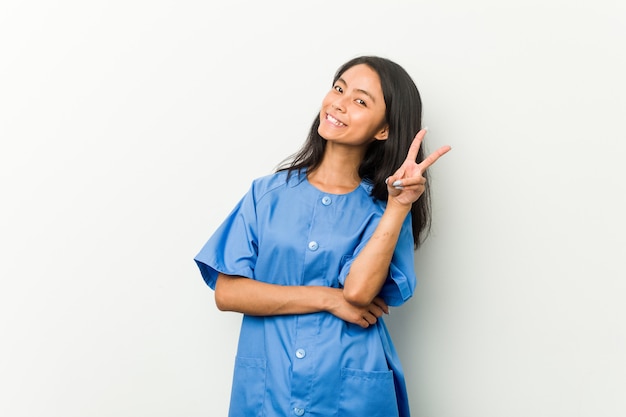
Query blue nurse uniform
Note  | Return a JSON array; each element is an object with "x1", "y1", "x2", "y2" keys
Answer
[{"x1": 194, "y1": 169, "x2": 417, "y2": 417}]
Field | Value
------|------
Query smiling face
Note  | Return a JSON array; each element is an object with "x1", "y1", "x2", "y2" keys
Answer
[{"x1": 317, "y1": 64, "x2": 389, "y2": 147}]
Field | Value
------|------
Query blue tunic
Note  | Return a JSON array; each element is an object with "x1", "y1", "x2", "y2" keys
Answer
[{"x1": 194, "y1": 170, "x2": 417, "y2": 417}]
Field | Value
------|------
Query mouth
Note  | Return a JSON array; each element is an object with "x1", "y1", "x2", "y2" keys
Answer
[{"x1": 325, "y1": 113, "x2": 346, "y2": 127}]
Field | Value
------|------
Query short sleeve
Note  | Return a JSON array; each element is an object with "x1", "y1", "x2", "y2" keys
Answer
[
  {"x1": 337, "y1": 214, "x2": 417, "y2": 307},
  {"x1": 194, "y1": 185, "x2": 258, "y2": 290}
]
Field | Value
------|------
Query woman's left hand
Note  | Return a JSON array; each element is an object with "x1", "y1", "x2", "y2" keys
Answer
[{"x1": 385, "y1": 129, "x2": 451, "y2": 206}]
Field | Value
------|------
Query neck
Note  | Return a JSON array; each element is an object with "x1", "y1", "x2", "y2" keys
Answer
[{"x1": 307, "y1": 144, "x2": 364, "y2": 194}]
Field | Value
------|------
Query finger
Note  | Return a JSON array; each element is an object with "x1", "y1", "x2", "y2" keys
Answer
[
  {"x1": 372, "y1": 297, "x2": 389, "y2": 314},
  {"x1": 386, "y1": 175, "x2": 406, "y2": 192},
  {"x1": 418, "y1": 145, "x2": 452, "y2": 171},
  {"x1": 369, "y1": 303, "x2": 384, "y2": 318},
  {"x1": 392, "y1": 176, "x2": 426, "y2": 187},
  {"x1": 405, "y1": 129, "x2": 427, "y2": 163},
  {"x1": 386, "y1": 167, "x2": 405, "y2": 185},
  {"x1": 363, "y1": 312, "x2": 378, "y2": 325},
  {"x1": 388, "y1": 176, "x2": 427, "y2": 192}
]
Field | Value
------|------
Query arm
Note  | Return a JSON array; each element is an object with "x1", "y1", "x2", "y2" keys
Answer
[
  {"x1": 342, "y1": 200, "x2": 411, "y2": 307},
  {"x1": 215, "y1": 273, "x2": 389, "y2": 328},
  {"x1": 343, "y1": 129, "x2": 451, "y2": 307}
]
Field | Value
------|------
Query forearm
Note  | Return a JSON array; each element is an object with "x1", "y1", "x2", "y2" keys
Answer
[
  {"x1": 342, "y1": 200, "x2": 411, "y2": 306},
  {"x1": 215, "y1": 273, "x2": 336, "y2": 316}
]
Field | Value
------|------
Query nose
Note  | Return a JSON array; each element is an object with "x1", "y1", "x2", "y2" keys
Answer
[{"x1": 332, "y1": 96, "x2": 347, "y2": 112}]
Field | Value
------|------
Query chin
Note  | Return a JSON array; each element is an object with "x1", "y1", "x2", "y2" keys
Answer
[{"x1": 317, "y1": 126, "x2": 335, "y2": 142}]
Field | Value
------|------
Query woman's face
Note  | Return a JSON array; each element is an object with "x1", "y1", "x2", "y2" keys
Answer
[{"x1": 318, "y1": 64, "x2": 389, "y2": 147}]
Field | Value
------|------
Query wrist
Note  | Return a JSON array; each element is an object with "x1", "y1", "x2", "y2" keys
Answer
[
  {"x1": 386, "y1": 197, "x2": 412, "y2": 214},
  {"x1": 319, "y1": 287, "x2": 341, "y2": 313}
]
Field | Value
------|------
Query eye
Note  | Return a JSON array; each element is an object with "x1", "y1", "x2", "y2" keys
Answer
[
  {"x1": 333, "y1": 85, "x2": 343, "y2": 93},
  {"x1": 355, "y1": 98, "x2": 366, "y2": 106}
]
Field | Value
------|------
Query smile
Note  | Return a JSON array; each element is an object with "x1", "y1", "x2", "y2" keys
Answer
[{"x1": 326, "y1": 113, "x2": 346, "y2": 127}]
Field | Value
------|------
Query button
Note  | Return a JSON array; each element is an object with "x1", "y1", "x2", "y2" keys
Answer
[
  {"x1": 321, "y1": 196, "x2": 332, "y2": 206},
  {"x1": 308, "y1": 241, "x2": 319, "y2": 251},
  {"x1": 293, "y1": 408, "x2": 305, "y2": 416},
  {"x1": 295, "y1": 348, "x2": 306, "y2": 359}
]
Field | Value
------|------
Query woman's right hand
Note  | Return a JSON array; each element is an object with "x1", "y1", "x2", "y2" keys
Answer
[{"x1": 326, "y1": 288, "x2": 389, "y2": 328}]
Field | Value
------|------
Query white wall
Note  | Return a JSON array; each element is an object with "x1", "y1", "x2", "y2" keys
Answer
[{"x1": 1, "y1": 1, "x2": 624, "y2": 416}]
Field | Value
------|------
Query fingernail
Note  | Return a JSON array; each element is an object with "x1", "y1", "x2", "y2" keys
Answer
[
  {"x1": 385, "y1": 177, "x2": 390, "y2": 185},
  {"x1": 423, "y1": 126, "x2": 429, "y2": 132},
  {"x1": 392, "y1": 180, "x2": 402, "y2": 187}
]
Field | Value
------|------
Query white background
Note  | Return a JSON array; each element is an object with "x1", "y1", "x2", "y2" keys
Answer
[{"x1": 1, "y1": 1, "x2": 625, "y2": 416}]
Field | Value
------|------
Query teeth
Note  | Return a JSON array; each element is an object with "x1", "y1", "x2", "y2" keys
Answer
[{"x1": 327, "y1": 114, "x2": 345, "y2": 126}]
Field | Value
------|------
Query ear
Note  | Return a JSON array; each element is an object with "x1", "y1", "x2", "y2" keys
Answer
[{"x1": 374, "y1": 124, "x2": 389, "y2": 141}]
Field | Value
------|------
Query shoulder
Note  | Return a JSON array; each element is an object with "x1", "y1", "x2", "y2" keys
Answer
[{"x1": 249, "y1": 169, "x2": 305, "y2": 201}]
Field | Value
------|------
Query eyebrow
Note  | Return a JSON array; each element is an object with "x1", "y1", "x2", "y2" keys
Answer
[{"x1": 336, "y1": 77, "x2": 377, "y2": 104}]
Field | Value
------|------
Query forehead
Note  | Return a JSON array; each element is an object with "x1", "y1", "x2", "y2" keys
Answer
[{"x1": 337, "y1": 64, "x2": 383, "y2": 97}]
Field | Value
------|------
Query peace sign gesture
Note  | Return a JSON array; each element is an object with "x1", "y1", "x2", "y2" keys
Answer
[{"x1": 385, "y1": 129, "x2": 451, "y2": 206}]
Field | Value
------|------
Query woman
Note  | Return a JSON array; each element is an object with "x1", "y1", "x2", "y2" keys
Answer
[{"x1": 194, "y1": 55, "x2": 450, "y2": 417}]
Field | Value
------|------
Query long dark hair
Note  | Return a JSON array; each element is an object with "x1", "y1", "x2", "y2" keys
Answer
[{"x1": 277, "y1": 56, "x2": 431, "y2": 249}]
